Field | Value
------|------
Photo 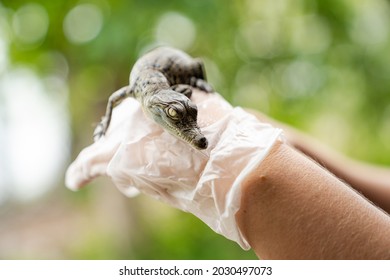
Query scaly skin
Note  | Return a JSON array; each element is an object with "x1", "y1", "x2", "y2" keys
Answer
[{"x1": 93, "y1": 46, "x2": 213, "y2": 149}]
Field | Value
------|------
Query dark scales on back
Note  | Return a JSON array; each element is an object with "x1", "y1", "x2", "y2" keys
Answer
[{"x1": 94, "y1": 46, "x2": 214, "y2": 149}]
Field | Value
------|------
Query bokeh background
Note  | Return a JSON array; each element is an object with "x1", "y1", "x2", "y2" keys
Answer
[{"x1": 1, "y1": 0, "x2": 390, "y2": 259}]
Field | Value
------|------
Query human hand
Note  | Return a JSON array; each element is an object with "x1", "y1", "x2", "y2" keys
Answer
[{"x1": 65, "y1": 89, "x2": 283, "y2": 249}]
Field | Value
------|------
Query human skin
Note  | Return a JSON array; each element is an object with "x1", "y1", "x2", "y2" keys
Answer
[
  {"x1": 236, "y1": 141, "x2": 390, "y2": 259},
  {"x1": 246, "y1": 109, "x2": 390, "y2": 214}
]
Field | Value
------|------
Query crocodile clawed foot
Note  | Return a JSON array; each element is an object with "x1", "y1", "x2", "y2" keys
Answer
[
  {"x1": 170, "y1": 84, "x2": 193, "y2": 98},
  {"x1": 93, "y1": 120, "x2": 107, "y2": 142},
  {"x1": 190, "y1": 77, "x2": 214, "y2": 93}
]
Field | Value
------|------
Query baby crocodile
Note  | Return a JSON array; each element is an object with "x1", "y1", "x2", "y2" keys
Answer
[{"x1": 93, "y1": 46, "x2": 214, "y2": 149}]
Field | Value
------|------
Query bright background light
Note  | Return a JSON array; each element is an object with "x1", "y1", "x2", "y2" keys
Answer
[
  {"x1": 155, "y1": 12, "x2": 196, "y2": 51},
  {"x1": 63, "y1": 4, "x2": 104, "y2": 45},
  {"x1": 0, "y1": 68, "x2": 70, "y2": 201},
  {"x1": 12, "y1": 3, "x2": 49, "y2": 46}
]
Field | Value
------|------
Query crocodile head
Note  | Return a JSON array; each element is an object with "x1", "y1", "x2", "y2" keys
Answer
[{"x1": 145, "y1": 89, "x2": 208, "y2": 150}]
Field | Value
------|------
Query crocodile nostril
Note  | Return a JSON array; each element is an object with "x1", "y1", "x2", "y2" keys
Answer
[{"x1": 195, "y1": 136, "x2": 208, "y2": 149}]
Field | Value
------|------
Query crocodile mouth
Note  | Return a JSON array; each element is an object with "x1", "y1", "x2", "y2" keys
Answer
[{"x1": 164, "y1": 123, "x2": 207, "y2": 149}]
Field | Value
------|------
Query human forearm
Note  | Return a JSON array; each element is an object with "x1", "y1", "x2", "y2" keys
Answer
[
  {"x1": 245, "y1": 109, "x2": 390, "y2": 214},
  {"x1": 236, "y1": 141, "x2": 390, "y2": 259}
]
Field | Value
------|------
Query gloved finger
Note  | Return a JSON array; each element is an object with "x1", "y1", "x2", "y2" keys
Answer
[
  {"x1": 65, "y1": 137, "x2": 121, "y2": 190},
  {"x1": 65, "y1": 98, "x2": 145, "y2": 190}
]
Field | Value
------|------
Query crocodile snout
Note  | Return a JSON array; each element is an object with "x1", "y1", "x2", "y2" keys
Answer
[{"x1": 193, "y1": 135, "x2": 208, "y2": 150}]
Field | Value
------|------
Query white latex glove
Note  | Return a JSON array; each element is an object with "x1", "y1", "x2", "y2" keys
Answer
[{"x1": 65, "y1": 90, "x2": 283, "y2": 250}]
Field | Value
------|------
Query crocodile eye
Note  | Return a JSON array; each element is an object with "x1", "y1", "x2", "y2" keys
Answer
[{"x1": 166, "y1": 107, "x2": 179, "y2": 119}]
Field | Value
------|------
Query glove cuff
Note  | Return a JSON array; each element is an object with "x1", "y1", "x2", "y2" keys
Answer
[{"x1": 194, "y1": 107, "x2": 284, "y2": 250}]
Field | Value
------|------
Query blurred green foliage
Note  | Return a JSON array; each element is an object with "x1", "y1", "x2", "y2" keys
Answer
[{"x1": 1, "y1": 0, "x2": 390, "y2": 259}]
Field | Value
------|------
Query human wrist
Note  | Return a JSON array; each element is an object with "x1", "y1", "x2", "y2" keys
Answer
[{"x1": 235, "y1": 140, "x2": 284, "y2": 246}]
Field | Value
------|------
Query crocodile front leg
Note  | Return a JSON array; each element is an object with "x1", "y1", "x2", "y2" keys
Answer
[
  {"x1": 190, "y1": 77, "x2": 214, "y2": 93},
  {"x1": 93, "y1": 86, "x2": 130, "y2": 141},
  {"x1": 170, "y1": 84, "x2": 193, "y2": 98}
]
